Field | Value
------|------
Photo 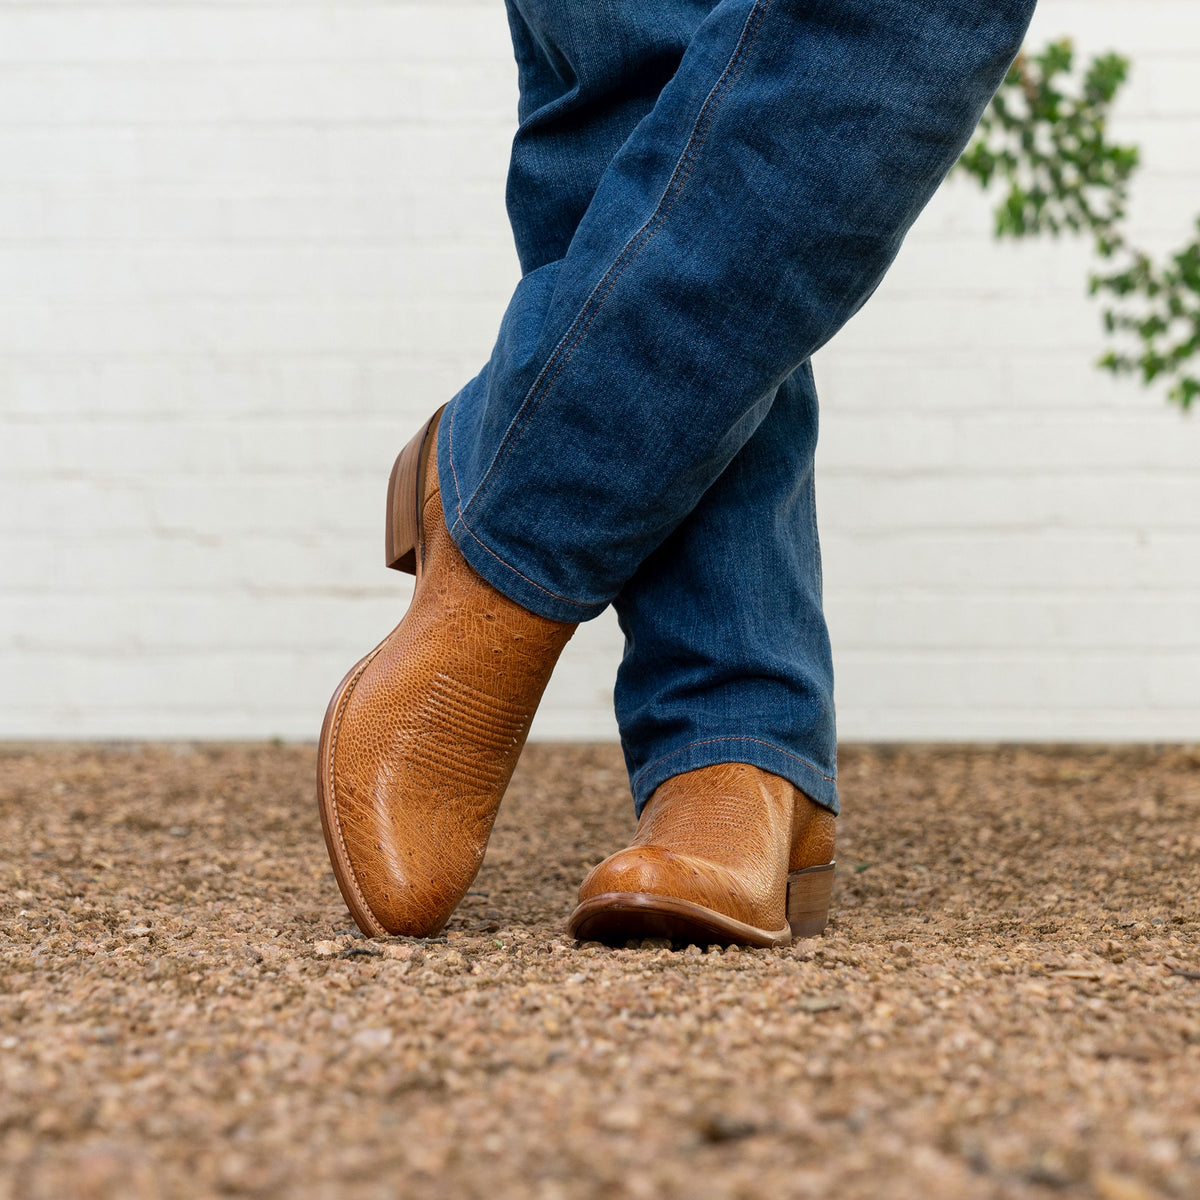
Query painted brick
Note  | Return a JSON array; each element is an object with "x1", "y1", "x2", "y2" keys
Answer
[{"x1": 2, "y1": 1, "x2": 1198, "y2": 745}]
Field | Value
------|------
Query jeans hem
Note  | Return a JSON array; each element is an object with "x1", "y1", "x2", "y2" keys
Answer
[
  {"x1": 449, "y1": 514, "x2": 611, "y2": 623},
  {"x1": 630, "y1": 737, "x2": 839, "y2": 818},
  {"x1": 437, "y1": 391, "x2": 610, "y2": 624}
]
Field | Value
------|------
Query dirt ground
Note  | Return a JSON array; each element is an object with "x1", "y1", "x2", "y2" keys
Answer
[{"x1": 1, "y1": 742, "x2": 1198, "y2": 1200}]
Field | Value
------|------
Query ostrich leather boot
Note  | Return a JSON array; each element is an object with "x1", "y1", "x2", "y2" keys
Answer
[
  {"x1": 318, "y1": 411, "x2": 576, "y2": 938},
  {"x1": 568, "y1": 762, "x2": 836, "y2": 947}
]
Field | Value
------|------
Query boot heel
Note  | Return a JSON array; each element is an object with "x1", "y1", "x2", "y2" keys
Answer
[
  {"x1": 786, "y1": 862, "x2": 835, "y2": 939},
  {"x1": 385, "y1": 408, "x2": 443, "y2": 575}
]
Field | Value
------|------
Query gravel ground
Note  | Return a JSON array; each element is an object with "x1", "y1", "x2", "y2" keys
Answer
[{"x1": 1, "y1": 741, "x2": 1198, "y2": 1200}]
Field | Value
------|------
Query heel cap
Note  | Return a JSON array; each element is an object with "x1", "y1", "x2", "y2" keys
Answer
[{"x1": 786, "y1": 861, "x2": 835, "y2": 940}]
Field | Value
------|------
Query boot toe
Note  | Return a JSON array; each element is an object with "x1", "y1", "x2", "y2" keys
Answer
[{"x1": 578, "y1": 845, "x2": 764, "y2": 928}]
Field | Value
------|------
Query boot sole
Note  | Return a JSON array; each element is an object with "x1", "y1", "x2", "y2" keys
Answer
[{"x1": 566, "y1": 862, "x2": 835, "y2": 949}]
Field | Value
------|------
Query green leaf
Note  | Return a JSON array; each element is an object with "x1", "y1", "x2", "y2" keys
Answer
[{"x1": 959, "y1": 38, "x2": 1194, "y2": 413}]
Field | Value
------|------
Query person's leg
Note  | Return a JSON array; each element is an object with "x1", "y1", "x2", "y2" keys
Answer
[
  {"x1": 611, "y1": 361, "x2": 836, "y2": 816},
  {"x1": 570, "y1": 365, "x2": 840, "y2": 946},
  {"x1": 318, "y1": 0, "x2": 715, "y2": 939},
  {"x1": 450, "y1": 0, "x2": 1035, "y2": 944},
  {"x1": 323, "y1": 0, "x2": 1039, "y2": 941},
  {"x1": 441, "y1": 0, "x2": 1037, "y2": 626},
  {"x1": 507, "y1": 0, "x2": 841, "y2": 817}
]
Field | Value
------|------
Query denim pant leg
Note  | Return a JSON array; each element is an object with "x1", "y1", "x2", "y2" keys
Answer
[
  {"x1": 612, "y1": 361, "x2": 838, "y2": 813},
  {"x1": 440, "y1": 0, "x2": 1037, "y2": 623},
  {"x1": 500, "y1": 1, "x2": 839, "y2": 811},
  {"x1": 440, "y1": 0, "x2": 1036, "y2": 799},
  {"x1": 502, "y1": 0, "x2": 717, "y2": 277}
]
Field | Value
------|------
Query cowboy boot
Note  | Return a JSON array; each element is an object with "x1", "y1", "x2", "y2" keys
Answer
[
  {"x1": 568, "y1": 762, "x2": 835, "y2": 947},
  {"x1": 318, "y1": 409, "x2": 576, "y2": 937}
]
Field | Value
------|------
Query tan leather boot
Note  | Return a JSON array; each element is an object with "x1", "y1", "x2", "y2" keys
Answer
[
  {"x1": 318, "y1": 409, "x2": 576, "y2": 937},
  {"x1": 567, "y1": 762, "x2": 835, "y2": 947}
]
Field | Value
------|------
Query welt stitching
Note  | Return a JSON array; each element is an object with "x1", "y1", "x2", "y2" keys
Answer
[
  {"x1": 325, "y1": 648, "x2": 390, "y2": 936},
  {"x1": 635, "y1": 736, "x2": 838, "y2": 785},
  {"x1": 460, "y1": 0, "x2": 774, "y2": 520}
]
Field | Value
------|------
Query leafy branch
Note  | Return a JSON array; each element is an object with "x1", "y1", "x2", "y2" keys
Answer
[
  {"x1": 1092, "y1": 225, "x2": 1200, "y2": 411},
  {"x1": 956, "y1": 39, "x2": 1198, "y2": 411}
]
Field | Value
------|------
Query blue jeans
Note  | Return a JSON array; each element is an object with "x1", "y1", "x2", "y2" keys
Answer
[{"x1": 437, "y1": 0, "x2": 1036, "y2": 815}]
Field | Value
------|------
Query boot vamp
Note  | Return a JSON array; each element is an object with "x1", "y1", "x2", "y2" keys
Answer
[
  {"x1": 579, "y1": 763, "x2": 798, "y2": 930},
  {"x1": 579, "y1": 842, "x2": 785, "y2": 930}
]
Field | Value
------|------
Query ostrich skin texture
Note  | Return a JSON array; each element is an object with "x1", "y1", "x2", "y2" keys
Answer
[
  {"x1": 324, "y1": 442, "x2": 576, "y2": 937},
  {"x1": 576, "y1": 763, "x2": 836, "y2": 932}
]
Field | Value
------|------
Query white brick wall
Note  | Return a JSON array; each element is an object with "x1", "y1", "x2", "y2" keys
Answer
[{"x1": 2, "y1": 0, "x2": 1198, "y2": 743}]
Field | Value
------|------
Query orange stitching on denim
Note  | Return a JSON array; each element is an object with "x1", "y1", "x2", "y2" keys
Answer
[
  {"x1": 459, "y1": 0, "x2": 774, "y2": 521},
  {"x1": 447, "y1": 392, "x2": 463, "y2": 512}
]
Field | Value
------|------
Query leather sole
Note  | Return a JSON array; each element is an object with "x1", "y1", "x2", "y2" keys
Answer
[
  {"x1": 566, "y1": 863, "x2": 835, "y2": 949},
  {"x1": 316, "y1": 409, "x2": 443, "y2": 938}
]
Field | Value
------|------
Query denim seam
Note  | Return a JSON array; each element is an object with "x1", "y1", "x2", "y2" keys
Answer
[
  {"x1": 633, "y1": 736, "x2": 838, "y2": 790},
  {"x1": 456, "y1": 0, "x2": 774, "y2": 523}
]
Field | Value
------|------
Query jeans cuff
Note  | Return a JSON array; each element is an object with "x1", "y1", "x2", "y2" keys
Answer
[
  {"x1": 630, "y1": 736, "x2": 839, "y2": 818},
  {"x1": 443, "y1": 514, "x2": 610, "y2": 624},
  {"x1": 437, "y1": 398, "x2": 611, "y2": 625}
]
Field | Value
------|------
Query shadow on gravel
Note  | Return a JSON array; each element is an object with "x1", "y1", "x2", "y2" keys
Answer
[{"x1": 1, "y1": 742, "x2": 1197, "y2": 1199}]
